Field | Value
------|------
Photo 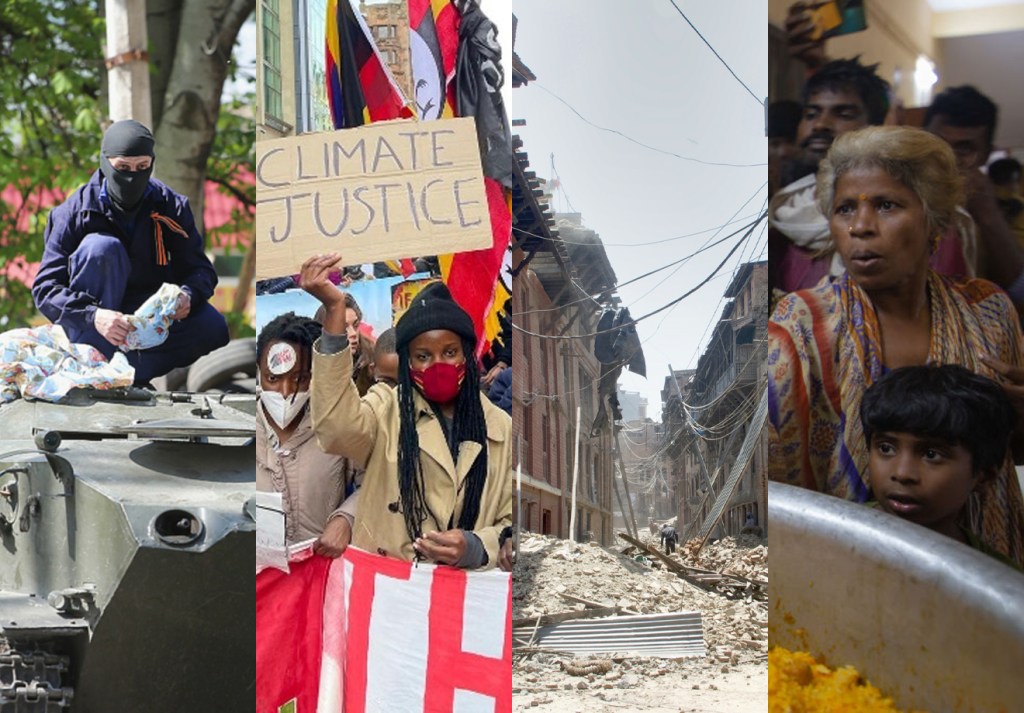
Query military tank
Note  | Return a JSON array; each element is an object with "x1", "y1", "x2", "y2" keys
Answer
[{"x1": 0, "y1": 386, "x2": 256, "y2": 712}]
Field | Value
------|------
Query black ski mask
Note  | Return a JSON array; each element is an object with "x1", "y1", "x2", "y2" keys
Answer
[{"x1": 100, "y1": 120, "x2": 155, "y2": 212}]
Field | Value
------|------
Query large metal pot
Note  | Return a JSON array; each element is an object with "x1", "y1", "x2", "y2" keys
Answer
[{"x1": 769, "y1": 481, "x2": 1024, "y2": 712}]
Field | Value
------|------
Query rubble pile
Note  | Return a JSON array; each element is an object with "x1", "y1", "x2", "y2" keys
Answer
[
  {"x1": 513, "y1": 533, "x2": 767, "y2": 662},
  {"x1": 680, "y1": 534, "x2": 768, "y2": 584}
]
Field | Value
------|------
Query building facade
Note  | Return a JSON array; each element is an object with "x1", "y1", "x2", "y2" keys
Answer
[
  {"x1": 664, "y1": 261, "x2": 768, "y2": 541},
  {"x1": 257, "y1": 0, "x2": 408, "y2": 140},
  {"x1": 361, "y1": 1, "x2": 413, "y2": 100}
]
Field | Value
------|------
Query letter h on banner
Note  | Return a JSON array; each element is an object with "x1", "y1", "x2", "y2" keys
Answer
[
  {"x1": 425, "y1": 571, "x2": 512, "y2": 713},
  {"x1": 328, "y1": 548, "x2": 512, "y2": 713}
]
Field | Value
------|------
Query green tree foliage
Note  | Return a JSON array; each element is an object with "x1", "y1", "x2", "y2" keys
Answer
[
  {"x1": 0, "y1": 1, "x2": 104, "y2": 328},
  {"x1": 0, "y1": 1, "x2": 255, "y2": 332}
]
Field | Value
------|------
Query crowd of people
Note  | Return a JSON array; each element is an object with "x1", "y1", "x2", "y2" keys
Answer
[
  {"x1": 767, "y1": 4, "x2": 1024, "y2": 571},
  {"x1": 255, "y1": 253, "x2": 514, "y2": 571}
]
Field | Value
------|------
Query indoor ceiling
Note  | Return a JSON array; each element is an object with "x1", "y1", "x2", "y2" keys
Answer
[{"x1": 928, "y1": 0, "x2": 1021, "y2": 11}]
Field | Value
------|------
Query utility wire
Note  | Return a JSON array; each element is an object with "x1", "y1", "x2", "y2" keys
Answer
[
  {"x1": 512, "y1": 211, "x2": 765, "y2": 341},
  {"x1": 512, "y1": 179, "x2": 766, "y2": 318},
  {"x1": 628, "y1": 193, "x2": 768, "y2": 307},
  {"x1": 666, "y1": 0, "x2": 763, "y2": 105},
  {"x1": 514, "y1": 212, "x2": 763, "y2": 248},
  {"x1": 533, "y1": 84, "x2": 766, "y2": 168}
]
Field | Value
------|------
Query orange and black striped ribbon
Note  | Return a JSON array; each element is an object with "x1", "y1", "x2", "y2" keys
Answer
[{"x1": 150, "y1": 212, "x2": 189, "y2": 266}]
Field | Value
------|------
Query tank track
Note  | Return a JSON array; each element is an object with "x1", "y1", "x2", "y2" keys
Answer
[{"x1": 0, "y1": 642, "x2": 73, "y2": 712}]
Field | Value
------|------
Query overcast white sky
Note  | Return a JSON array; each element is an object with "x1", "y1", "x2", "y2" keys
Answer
[{"x1": 510, "y1": 1, "x2": 768, "y2": 420}]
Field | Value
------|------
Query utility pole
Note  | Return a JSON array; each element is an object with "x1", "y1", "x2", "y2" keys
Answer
[
  {"x1": 105, "y1": 0, "x2": 152, "y2": 126},
  {"x1": 515, "y1": 434, "x2": 522, "y2": 560},
  {"x1": 568, "y1": 406, "x2": 581, "y2": 543},
  {"x1": 613, "y1": 434, "x2": 639, "y2": 540}
]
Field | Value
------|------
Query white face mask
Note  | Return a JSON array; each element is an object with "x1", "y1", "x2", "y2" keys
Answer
[{"x1": 259, "y1": 389, "x2": 310, "y2": 429}]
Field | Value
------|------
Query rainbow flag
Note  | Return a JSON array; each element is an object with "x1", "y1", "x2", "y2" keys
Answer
[{"x1": 325, "y1": 0, "x2": 412, "y2": 128}]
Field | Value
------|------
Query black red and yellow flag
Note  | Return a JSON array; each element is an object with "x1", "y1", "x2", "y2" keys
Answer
[{"x1": 325, "y1": 0, "x2": 411, "y2": 128}]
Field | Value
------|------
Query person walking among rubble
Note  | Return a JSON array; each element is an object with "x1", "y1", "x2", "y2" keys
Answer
[
  {"x1": 660, "y1": 523, "x2": 679, "y2": 556},
  {"x1": 302, "y1": 252, "x2": 512, "y2": 569}
]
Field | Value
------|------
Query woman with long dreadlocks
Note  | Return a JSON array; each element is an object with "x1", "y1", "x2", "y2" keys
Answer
[{"x1": 301, "y1": 253, "x2": 512, "y2": 568}]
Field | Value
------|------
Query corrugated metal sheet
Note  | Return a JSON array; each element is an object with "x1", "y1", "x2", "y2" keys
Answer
[{"x1": 513, "y1": 611, "x2": 704, "y2": 658}]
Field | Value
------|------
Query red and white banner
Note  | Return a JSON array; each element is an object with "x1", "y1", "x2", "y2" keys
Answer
[{"x1": 257, "y1": 547, "x2": 512, "y2": 713}]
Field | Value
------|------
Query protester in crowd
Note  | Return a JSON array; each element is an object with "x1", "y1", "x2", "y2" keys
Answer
[
  {"x1": 660, "y1": 523, "x2": 679, "y2": 556},
  {"x1": 371, "y1": 327, "x2": 399, "y2": 388},
  {"x1": 988, "y1": 156, "x2": 1024, "y2": 245},
  {"x1": 768, "y1": 125, "x2": 1024, "y2": 567},
  {"x1": 770, "y1": 125, "x2": 1024, "y2": 565},
  {"x1": 487, "y1": 365, "x2": 511, "y2": 416},
  {"x1": 768, "y1": 99, "x2": 803, "y2": 198},
  {"x1": 767, "y1": 57, "x2": 897, "y2": 297},
  {"x1": 481, "y1": 303, "x2": 511, "y2": 388},
  {"x1": 302, "y1": 253, "x2": 512, "y2": 569},
  {"x1": 859, "y1": 364, "x2": 1021, "y2": 570},
  {"x1": 315, "y1": 291, "x2": 375, "y2": 395},
  {"x1": 31, "y1": 119, "x2": 228, "y2": 384},
  {"x1": 255, "y1": 312, "x2": 361, "y2": 557}
]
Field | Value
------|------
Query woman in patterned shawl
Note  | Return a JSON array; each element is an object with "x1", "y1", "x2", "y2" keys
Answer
[{"x1": 768, "y1": 125, "x2": 1024, "y2": 567}]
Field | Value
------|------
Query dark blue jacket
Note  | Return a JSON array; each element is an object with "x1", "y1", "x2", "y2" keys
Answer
[
  {"x1": 487, "y1": 366, "x2": 512, "y2": 415},
  {"x1": 32, "y1": 170, "x2": 218, "y2": 334}
]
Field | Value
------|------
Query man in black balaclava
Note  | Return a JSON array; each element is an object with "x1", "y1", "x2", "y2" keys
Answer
[{"x1": 32, "y1": 119, "x2": 229, "y2": 385}]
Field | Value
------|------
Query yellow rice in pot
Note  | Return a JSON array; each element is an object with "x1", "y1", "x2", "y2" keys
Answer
[{"x1": 768, "y1": 647, "x2": 925, "y2": 712}]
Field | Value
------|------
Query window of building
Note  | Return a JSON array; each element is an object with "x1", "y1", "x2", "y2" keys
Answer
[
  {"x1": 377, "y1": 24, "x2": 396, "y2": 40},
  {"x1": 262, "y1": 0, "x2": 283, "y2": 121},
  {"x1": 542, "y1": 413, "x2": 550, "y2": 454}
]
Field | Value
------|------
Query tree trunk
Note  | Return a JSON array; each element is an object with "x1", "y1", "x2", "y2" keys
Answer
[
  {"x1": 146, "y1": 0, "x2": 184, "y2": 127},
  {"x1": 152, "y1": 0, "x2": 254, "y2": 235}
]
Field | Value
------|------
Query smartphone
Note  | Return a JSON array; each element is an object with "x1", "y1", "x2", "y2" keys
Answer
[
  {"x1": 807, "y1": 1, "x2": 842, "y2": 41},
  {"x1": 822, "y1": 0, "x2": 867, "y2": 39}
]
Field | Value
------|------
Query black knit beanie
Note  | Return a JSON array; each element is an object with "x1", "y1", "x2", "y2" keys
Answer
[
  {"x1": 101, "y1": 120, "x2": 155, "y2": 158},
  {"x1": 395, "y1": 282, "x2": 476, "y2": 352}
]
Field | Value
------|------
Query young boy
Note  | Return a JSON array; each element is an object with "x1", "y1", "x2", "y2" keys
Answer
[
  {"x1": 370, "y1": 327, "x2": 398, "y2": 387},
  {"x1": 859, "y1": 364, "x2": 1019, "y2": 568}
]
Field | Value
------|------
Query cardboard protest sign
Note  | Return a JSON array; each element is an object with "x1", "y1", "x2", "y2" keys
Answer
[
  {"x1": 256, "y1": 547, "x2": 512, "y2": 713},
  {"x1": 255, "y1": 117, "x2": 492, "y2": 280}
]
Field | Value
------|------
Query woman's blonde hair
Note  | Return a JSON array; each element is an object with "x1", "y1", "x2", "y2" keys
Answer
[{"x1": 817, "y1": 126, "x2": 965, "y2": 237}]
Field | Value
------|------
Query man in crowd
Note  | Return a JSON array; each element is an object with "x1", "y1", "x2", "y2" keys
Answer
[
  {"x1": 767, "y1": 57, "x2": 890, "y2": 296},
  {"x1": 988, "y1": 156, "x2": 1024, "y2": 245},
  {"x1": 924, "y1": 86, "x2": 1024, "y2": 298}
]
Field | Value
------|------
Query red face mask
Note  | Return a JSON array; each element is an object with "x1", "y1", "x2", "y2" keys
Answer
[{"x1": 410, "y1": 361, "x2": 466, "y2": 404}]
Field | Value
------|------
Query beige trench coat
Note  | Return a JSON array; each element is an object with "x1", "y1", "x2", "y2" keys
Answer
[
  {"x1": 311, "y1": 342, "x2": 512, "y2": 569},
  {"x1": 256, "y1": 408, "x2": 360, "y2": 544}
]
